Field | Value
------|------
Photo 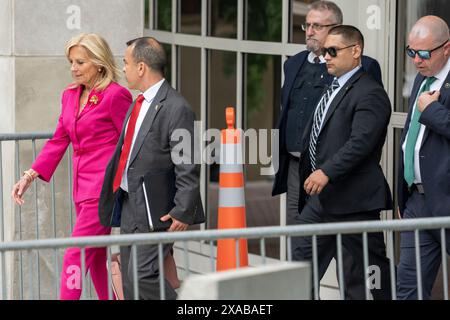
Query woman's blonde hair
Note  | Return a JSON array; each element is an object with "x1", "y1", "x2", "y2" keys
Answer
[{"x1": 65, "y1": 33, "x2": 120, "y2": 91}]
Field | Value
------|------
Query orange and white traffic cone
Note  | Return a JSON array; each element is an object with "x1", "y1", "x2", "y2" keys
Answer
[{"x1": 216, "y1": 107, "x2": 248, "y2": 271}]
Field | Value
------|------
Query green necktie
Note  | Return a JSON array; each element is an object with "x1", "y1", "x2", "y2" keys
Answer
[{"x1": 404, "y1": 76, "x2": 437, "y2": 186}]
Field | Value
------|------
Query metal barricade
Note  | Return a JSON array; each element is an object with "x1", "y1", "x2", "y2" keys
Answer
[
  {"x1": 1, "y1": 133, "x2": 449, "y2": 300},
  {"x1": 0, "y1": 217, "x2": 449, "y2": 300},
  {"x1": 0, "y1": 133, "x2": 75, "y2": 300}
]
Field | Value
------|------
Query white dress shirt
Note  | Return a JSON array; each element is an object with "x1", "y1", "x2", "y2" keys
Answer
[
  {"x1": 402, "y1": 57, "x2": 450, "y2": 184},
  {"x1": 120, "y1": 78, "x2": 165, "y2": 191},
  {"x1": 307, "y1": 51, "x2": 326, "y2": 64},
  {"x1": 316, "y1": 65, "x2": 361, "y2": 133}
]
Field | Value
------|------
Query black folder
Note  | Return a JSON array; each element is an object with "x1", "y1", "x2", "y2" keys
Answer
[
  {"x1": 109, "y1": 174, "x2": 174, "y2": 230},
  {"x1": 110, "y1": 188, "x2": 125, "y2": 227},
  {"x1": 110, "y1": 168, "x2": 205, "y2": 231},
  {"x1": 141, "y1": 168, "x2": 205, "y2": 231},
  {"x1": 141, "y1": 169, "x2": 176, "y2": 231}
]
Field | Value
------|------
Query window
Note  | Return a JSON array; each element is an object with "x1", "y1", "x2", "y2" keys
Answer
[
  {"x1": 290, "y1": 0, "x2": 312, "y2": 43},
  {"x1": 161, "y1": 43, "x2": 172, "y2": 84},
  {"x1": 156, "y1": 0, "x2": 172, "y2": 31},
  {"x1": 209, "y1": 0, "x2": 237, "y2": 38},
  {"x1": 207, "y1": 50, "x2": 237, "y2": 229},
  {"x1": 245, "y1": 0, "x2": 282, "y2": 42},
  {"x1": 179, "y1": 0, "x2": 201, "y2": 34},
  {"x1": 244, "y1": 53, "x2": 282, "y2": 258},
  {"x1": 179, "y1": 46, "x2": 201, "y2": 117}
]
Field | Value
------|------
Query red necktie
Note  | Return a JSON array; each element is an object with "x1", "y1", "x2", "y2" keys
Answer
[{"x1": 113, "y1": 94, "x2": 145, "y2": 192}]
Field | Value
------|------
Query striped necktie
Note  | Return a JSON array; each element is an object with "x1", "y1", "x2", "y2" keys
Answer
[{"x1": 309, "y1": 78, "x2": 340, "y2": 171}]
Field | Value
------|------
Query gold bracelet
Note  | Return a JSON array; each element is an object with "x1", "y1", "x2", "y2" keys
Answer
[
  {"x1": 22, "y1": 173, "x2": 32, "y2": 183},
  {"x1": 28, "y1": 169, "x2": 38, "y2": 179},
  {"x1": 23, "y1": 170, "x2": 37, "y2": 182}
]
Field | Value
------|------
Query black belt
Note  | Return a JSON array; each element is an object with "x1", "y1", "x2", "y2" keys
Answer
[
  {"x1": 410, "y1": 183, "x2": 425, "y2": 194},
  {"x1": 290, "y1": 154, "x2": 300, "y2": 162}
]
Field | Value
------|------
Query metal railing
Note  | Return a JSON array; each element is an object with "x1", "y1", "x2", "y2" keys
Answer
[
  {"x1": 0, "y1": 133, "x2": 74, "y2": 300},
  {"x1": 0, "y1": 217, "x2": 449, "y2": 300},
  {"x1": 1, "y1": 133, "x2": 449, "y2": 300}
]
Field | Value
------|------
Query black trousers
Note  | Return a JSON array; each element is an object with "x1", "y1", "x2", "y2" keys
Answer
[
  {"x1": 289, "y1": 158, "x2": 376, "y2": 299},
  {"x1": 120, "y1": 191, "x2": 177, "y2": 300},
  {"x1": 397, "y1": 190, "x2": 450, "y2": 300},
  {"x1": 292, "y1": 195, "x2": 392, "y2": 300}
]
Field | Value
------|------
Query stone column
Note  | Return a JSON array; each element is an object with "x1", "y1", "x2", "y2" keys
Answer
[{"x1": 1, "y1": 0, "x2": 142, "y2": 299}]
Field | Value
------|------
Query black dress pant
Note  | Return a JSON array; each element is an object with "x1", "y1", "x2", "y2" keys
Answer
[
  {"x1": 288, "y1": 157, "x2": 366, "y2": 298},
  {"x1": 292, "y1": 195, "x2": 392, "y2": 300},
  {"x1": 397, "y1": 190, "x2": 450, "y2": 300},
  {"x1": 120, "y1": 191, "x2": 177, "y2": 300}
]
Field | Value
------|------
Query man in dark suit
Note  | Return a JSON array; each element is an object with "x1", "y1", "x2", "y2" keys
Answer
[
  {"x1": 272, "y1": 0, "x2": 383, "y2": 298},
  {"x1": 99, "y1": 37, "x2": 204, "y2": 300},
  {"x1": 396, "y1": 16, "x2": 450, "y2": 300},
  {"x1": 294, "y1": 25, "x2": 392, "y2": 300}
]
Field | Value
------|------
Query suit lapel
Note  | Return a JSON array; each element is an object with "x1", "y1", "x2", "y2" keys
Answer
[
  {"x1": 283, "y1": 53, "x2": 308, "y2": 107},
  {"x1": 400, "y1": 74, "x2": 425, "y2": 146},
  {"x1": 128, "y1": 80, "x2": 169, "y2": 166},
  {"x1": 438, "y1": 71, "x2": 450, "y2": 103},
  {"x1": 422, "y1": 70, "x2": 450, "y2": 143},
  {"x1": 320, "y1": 70, "x2": 364, "y2": 131}
]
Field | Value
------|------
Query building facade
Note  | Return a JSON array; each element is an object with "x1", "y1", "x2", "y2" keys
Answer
[{"x1": 1, "y1": 0, "x2": 449, "y2": 299}]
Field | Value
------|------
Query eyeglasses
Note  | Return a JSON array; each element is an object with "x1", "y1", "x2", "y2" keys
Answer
[
  {"x1": 321, "y1": 44, "x2": 358, "y2": 58},
  {"x1": 301, "y1": 23, "x2": 338, "y2": 32},
  {"x1": 406, "y1": 40, "x2": 448, "y2": 60}
]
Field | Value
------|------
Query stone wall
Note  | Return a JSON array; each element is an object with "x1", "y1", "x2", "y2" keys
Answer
[{"x1": 0, "y1": 0, "x2": 143, "y2": 299}]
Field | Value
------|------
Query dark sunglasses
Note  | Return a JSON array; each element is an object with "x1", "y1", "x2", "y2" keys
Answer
[
  {"x1": 406, "y1": 40, "x2": 448, "y2": 60},
  {"x1": 321, "y1": 44, "x2": 358, "y2": 58}
]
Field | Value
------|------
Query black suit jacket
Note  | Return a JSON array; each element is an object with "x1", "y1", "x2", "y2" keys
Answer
[
  {"x1": 98, "y1": 80, "x2": 205, "y2": 228},
  {"x1": 397, "y1": 70, "x2": 450, "y2": 217},
  {"x1": 272, "y1": 50, "x2": 383, "y2": 196},
  {"x1": 298, "y1": 69, "x2": 392, "y2": 214}
]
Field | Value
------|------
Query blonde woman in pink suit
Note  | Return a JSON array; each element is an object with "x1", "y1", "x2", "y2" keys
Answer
[{"x1": 11, "y1": 33, "x2": 132, "y2": 300}]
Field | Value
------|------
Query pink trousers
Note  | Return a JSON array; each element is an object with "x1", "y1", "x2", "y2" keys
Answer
[{"x1": 59, "y1": 199, "x2": 112, "y2": 300}]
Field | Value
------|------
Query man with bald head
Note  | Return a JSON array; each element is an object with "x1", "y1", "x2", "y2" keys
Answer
[{"x1": 397, "y1": 16, "x2": 450, "y2": 300}]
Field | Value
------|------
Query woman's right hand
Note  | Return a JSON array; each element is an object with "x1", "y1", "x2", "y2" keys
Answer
[{"x1": 11, "y1": 176, "x2": 33, "y2": 206}]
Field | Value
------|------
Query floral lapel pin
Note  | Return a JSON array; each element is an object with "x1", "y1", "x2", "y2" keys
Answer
[
  {"x1": 87, "y1": 91, "x2": 103, "y2": 107},
  {"x1": 89, "y1": 95, "x2": 99, "y2": 105}
]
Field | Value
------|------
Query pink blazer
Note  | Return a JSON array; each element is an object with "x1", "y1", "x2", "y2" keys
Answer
[{"x1": 32, "y1": 82, "x2": 132, "y2": 203}]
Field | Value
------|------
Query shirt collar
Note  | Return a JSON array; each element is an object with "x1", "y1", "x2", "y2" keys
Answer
[
  {"x1": 142, "y1": 78, "x2": 165, "y2": 103},
  {"x1": 432, "y1": 56, "x2": 450, "y2": 82},
  {"x1": 307, "y1": 51, "x2": 326, "y2": 64},
  {"x1": 336, "y1": 65, "x2": 362, "y2": 87}
]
